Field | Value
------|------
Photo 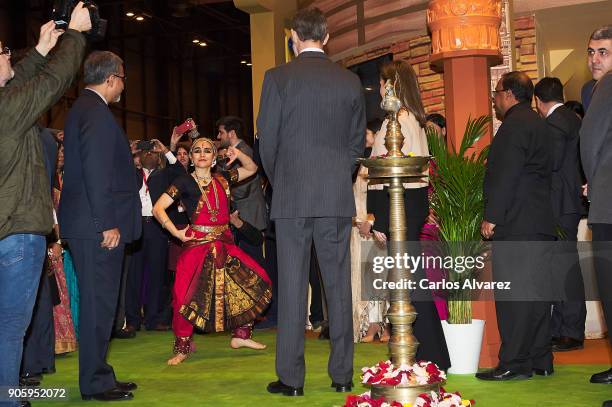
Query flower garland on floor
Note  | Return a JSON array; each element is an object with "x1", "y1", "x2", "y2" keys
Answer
[
  {"x1": 361, "y1": 360, "x2": 446, "y2": 386},
  {"x1": 347, "y1": 361, "x2": 475, "y2": 407},
  {"x1": 344, "y1": 388, "x2": 475, "y2": 407}
]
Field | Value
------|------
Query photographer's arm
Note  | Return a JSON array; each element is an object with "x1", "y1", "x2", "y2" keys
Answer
[
  {"x1": 10, "y1": 21, "x2": 64, "y2": 87},
  {"x1": 10, "y1": 49, "x2": 47, "y2": 88},
  {"x1": 0, "y1": 3, "x2": 91, "y2": 138}
]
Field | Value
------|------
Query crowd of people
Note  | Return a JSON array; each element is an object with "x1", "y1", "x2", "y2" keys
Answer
[{"x1": 0, "y1": 2, "x2": 611, "y2": 406}]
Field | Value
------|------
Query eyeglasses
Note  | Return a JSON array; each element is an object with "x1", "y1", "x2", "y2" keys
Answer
[
  {"x1": 0, "y1": 47, "x2": 11, "y2": 57},
  {"x1": 111, "y1": 73, "x2": 127, "y2": 83},
  {"x1": 491, "y1": 89, "x2": 508, "y2": 98}
]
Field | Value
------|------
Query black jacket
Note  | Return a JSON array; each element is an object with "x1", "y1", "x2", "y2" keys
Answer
[
  {"x1": 59, "y1": 90, "x2": 142, "y2": 242},
  {"x1": 484, "y1": 102, "x2": 555, "y2": 237},
  {"x1": 546, "y1": 105, "x2": 584, "y2": 218}
]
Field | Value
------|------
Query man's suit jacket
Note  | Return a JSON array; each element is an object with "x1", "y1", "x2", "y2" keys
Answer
[
  {"x1": 256, "y1": 51, "x2": 366, "y2": 219},
  {"x1": 581, "y1": 79, "x2": 596, "y2": 111},
  {"x1": 59, "y1": 90, "x2": 141, "y2": 242},
  {"x1": 220, "y1": 140, "x2": 267, "y2": 230},
  {"x1": 546, "y1": 105, "x2": 584, "y2": 218},
  {"x1": 580, "y1": 72, "x2": 612, "y2": 224},
  {"x1": 484, "y1": 102, "x2": 555, "y2": 237}
]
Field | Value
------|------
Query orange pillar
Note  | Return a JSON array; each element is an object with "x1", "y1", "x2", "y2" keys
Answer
[
  {"x1": 427, "y1": 0, "x2": 503, "y2": 368},
  {"x1": 438, "y1": 53, "x2": 496, "y2": 152}
]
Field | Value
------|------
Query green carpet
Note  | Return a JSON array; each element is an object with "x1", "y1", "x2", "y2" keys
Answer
[{"x1": 34, "y1": 331, "x2": 610, "y2": 406}]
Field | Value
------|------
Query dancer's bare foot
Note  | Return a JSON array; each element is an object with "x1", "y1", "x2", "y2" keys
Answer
[
  {"x1": 361, "y1": 323, "x2": 381, "y2": 343},
  {"x1": 230, "y1": 337, "x2": 267, "y2": 350},
  {"x1": 379, "y1": 327, "x2": 391, "y2": 343},
  {"x1": 167, "y1": 353, "x2": 189, "y2": 365}
]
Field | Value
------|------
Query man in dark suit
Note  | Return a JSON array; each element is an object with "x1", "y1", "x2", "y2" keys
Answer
[
  {"x1": 582, "y1": 26, "x2": 612, "y2": 112},
  {"x1": 125, "y1": 143, "x2": 181, "y2": 333},
  {"x1": 59, "y1": 51, "x2": 141, "y2": 402},
  {"x1": 477, "y1": 71, "x2": 556, "y2": 381},
  {"x1": 579, "y1": 26, "x2": 612, "y2": 407},
  {"x1": 534, "y1": 77, "x2": 586, "y2": 352},
  {"x1": 257, "y1": 7, "x2": 365, "y2": 396}
]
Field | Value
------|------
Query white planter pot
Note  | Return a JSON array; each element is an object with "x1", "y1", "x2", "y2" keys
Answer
[{"x1": 441, "y1": 319, "x2": 485, "y2": 374}]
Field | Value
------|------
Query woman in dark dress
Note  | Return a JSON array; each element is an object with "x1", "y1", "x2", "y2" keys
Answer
[
  {"x1": 366, "y1": 60, "x2": 451, "y2": 370},
  {"x1": 153, "y1": 138, "x2": 271, "y2": 365}
]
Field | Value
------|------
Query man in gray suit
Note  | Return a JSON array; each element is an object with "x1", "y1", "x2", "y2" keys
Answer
[
  {"x1": 257, "y1": 7, "x2": 365, "y2": 397},
  {"x1": 579, "y1": 25, "x2": 612, "y2": 407},
  {"x1": 216, "y1": 115, "x2": 267, "y2": 263}
]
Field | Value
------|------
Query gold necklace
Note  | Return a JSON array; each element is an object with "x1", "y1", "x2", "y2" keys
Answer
[{"x1": 193, "y1": 173, "x2": 219, "y2": 222}]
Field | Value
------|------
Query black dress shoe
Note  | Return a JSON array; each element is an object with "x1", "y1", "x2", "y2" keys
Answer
[
  {"x1": 19, "y1": 373, "x2": 42, "y2": 387},
  {"x1": 475, "y1": 367, "x2": 532, "y2": 381},
  {"x1": 533, "y1": 368, "x2": 554, "y2": 376},
  {"x1": 591, "y1": 368, "x2": 612, "y2": 384},
  {"x1": 331, "y1": 381, "x2": 353, "y2": 392},
  {"x1": 115, "y1": 381, "x2": 138, "y2": 392},
  {"x1": 602, "y1": 400, "x2": 612, "y2": 407},
  {"x1": 19, "y1": 401, "x2": 31, "y2": 407},
  {"x1": 552, "y1": 337, "x2": 583, "y2": 352},
  {"x1": 267, "y1": 380, "x2": 304, "y2": 396},
  {"x1": 81, "y1": 388, "x2": 133, "y2": 401},
  {"x1": 113, "y1": 328, "x2": 136, "y2": 339}
]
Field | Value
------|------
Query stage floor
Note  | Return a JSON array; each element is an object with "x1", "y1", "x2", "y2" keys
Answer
[{"x1": 34, "y1": 330, "x2": 611, "y2": 406}]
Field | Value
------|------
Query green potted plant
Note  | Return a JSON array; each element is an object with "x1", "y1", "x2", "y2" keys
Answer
[{"x1": 425, "y1": 115, "x2": 491, "y2": 374}]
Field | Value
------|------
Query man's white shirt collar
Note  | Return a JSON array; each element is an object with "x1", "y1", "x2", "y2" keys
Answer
[
  {"x1": 85, "y1": 87, "x2": 108, "y2": 105},
  {"x1": 546, "y1": 103, "x2": 564, "y2": 118},
  {"x1": 299, "y1": 47, "x2": 325, "y2": 55}
]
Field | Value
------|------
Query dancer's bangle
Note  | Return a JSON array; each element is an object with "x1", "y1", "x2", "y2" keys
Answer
[{"x1": 162, "y1": 219, "x2": 171, "y2": 229}]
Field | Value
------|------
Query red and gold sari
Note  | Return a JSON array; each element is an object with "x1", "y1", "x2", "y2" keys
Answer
[{"x1": 167, "y1": 174, "x2": 271, "y2": 354}]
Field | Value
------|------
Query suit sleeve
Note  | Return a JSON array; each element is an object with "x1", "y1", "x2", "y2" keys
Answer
[
  {"x1": 0, "y1": 30, "x2": 86, "y2": 139},
  {"x1": 256, "y1": 70, "x2": 282, "y2": 185},
  {"x1": 580, "y1": 75, "x2": 612, "y2": 187},
  {"x1": 349, "y1": 83, "x2": 366, "y2": 171},
  {"x1": 79, "y1": 109, "x2": 119, "y2": 233},
  {"x1": 483, "y1": 125, "x2": 527, "y2": 225},
  {"x1": 547, "y1": 118, "x2": 567, "y2": 174}
]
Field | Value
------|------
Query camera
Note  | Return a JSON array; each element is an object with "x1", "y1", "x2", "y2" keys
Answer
[
  {"x1": 52, "y1": 0, "x2": 107, "y2": 41},
  {"x1": 136, "y1": 140, "x2": 154, "y2": 151}
]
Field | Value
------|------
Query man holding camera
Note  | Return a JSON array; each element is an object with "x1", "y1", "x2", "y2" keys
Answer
[
  {"x1": 59, "y1": 50, "x2": 141, "y2": 401},
  {"x1": 0, "y1": 4, "x2": 90, "y2": 405}
]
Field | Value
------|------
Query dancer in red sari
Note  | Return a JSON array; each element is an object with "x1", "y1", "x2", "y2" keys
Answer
[{"x1": 153, "y1": 137, "x2": 271, "y2": 365}]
